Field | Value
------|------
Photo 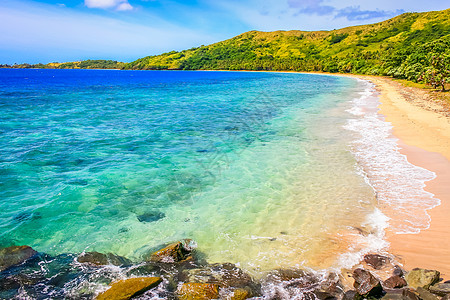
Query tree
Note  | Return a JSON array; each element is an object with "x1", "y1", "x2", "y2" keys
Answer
[{"x1": 421, "y1": 54, "x2": 450, "y2": 92}]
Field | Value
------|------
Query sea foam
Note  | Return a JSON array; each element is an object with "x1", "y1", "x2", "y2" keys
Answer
[{"x1": 344, "y1": 79, "x2": 439, "y2": 235}]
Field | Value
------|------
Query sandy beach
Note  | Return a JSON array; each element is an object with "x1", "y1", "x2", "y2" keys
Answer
[{"x1": 363, "y1": 76, "x2": 450, "y2": 279}]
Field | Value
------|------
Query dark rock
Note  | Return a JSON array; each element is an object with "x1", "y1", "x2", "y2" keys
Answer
[
  {"x1": 177, "y1": 283, "x2": 219, "y2": 300},
  {"x1": 0, "y1": 272, "x2": 43, "y2": 291},
  {"x1": 405, "y1": 268, "x2": 440, "y2": 290},
  {"x1": 381, "y1": 288, "x2": 404, "y2": 300},
  {"x1": 180, "y1": 263, "x2": 258, "y2": 295},
  {"x1": 383, "y1": 275, "x2": 407, "y2": 289},
  {"x1": 96, "y1": 277, "x2": 162, "y2": 300},
  {"x1": 0, "y1": 246, "x2": 38, "y2": 271},
  {"x1": 429, "y1": 282, "x2": 450, "y2": 296},
  {"x1": 315, "y1": 273, "x2": 344, "y2": 299},
  {"x1": 402, "y1": 288, "x2": 421, "y2": 300},
  {"x1": 343, "y1": 290, "x2": 357, "y2": 300},
  {"x1": 149, "y1": 239, "x2": 196, "y2": 263},
  {"x1": 393, "y1": 265, "x2": 404, "y2": 277},
  {"x1": 313, "y1": 290, "x2": 338, "y2": 300},
  {"x1": 137, "y1": 211, "x2": 165, "y2": 223},
  {"x1": 77, "y1": 252, "x2": 131, "y2": 266},
  {"x1": 364, "y1": 254, "x2": 390, "y2": 270},
  {"x1": 417, "y1": 287, "x2": 441, "y2": 300},
  {"x1": 352, "y1": 268, "x2": 383, "y2": 297},
  {"x1": 266, "y1": 268, "x2": 318, "y2": 288}
]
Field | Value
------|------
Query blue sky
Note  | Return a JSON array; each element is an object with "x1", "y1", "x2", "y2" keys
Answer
[{"x1": 0, "y1": 0, "x2": 448, "y2": 64}]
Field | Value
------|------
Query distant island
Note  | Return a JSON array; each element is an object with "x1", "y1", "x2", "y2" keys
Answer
[{"x1": 2, "y1": 8, "x2": 449, "y2": 90}]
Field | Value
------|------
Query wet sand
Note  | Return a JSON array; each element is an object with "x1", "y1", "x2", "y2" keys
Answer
[{"x1": 365, "y1": 76, "x2": 450, "y2": 279}]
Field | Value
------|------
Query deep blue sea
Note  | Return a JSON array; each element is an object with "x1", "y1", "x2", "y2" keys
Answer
[{"x1": 0, "y1": 69, "x2": 437, "y2": 297}]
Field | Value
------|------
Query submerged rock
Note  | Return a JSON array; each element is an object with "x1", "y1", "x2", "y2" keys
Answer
[
  {"x1": 229, "y1": 288, "x2": 251, "y2": 300},
  {"x1": 405, "y1": 268, "x2": 440, "y2": 289},
  {"x1": 78, "y1": 252, "x2": 131, "y2": 266},
  {"x1": 177, "y1": 283, "x2": 219, "y2": 300},
  {"x1": 180, "y1": 263, "x2": 258, "y2": 295},
  {"x1": 429, "y1": 282, "x2": 450, "y2": 296},
  {"x1": 149, "y1": 239, "x2": 196, "y2": 263},
  {"x1": 266, "y1": 268, "x2": 318, "y2": 287},
  {"x1": 96, "y1": 277, "x2": 162, "y2": 300},
  {"x1": 352, "y1": 268, "x2": 383, "y2": 297},
  {"x1": 383, "y1": 275, "x2": 407, "y2": 289},
  {"x1": 0, "y1": 246, "x2": 38, "y2": 271},
  {"x1": 364, "y1": 254, "x2": 390, "y2": 270},
  {"x1": 137, "y1": 211, "x2": 165, "y2": 223}
]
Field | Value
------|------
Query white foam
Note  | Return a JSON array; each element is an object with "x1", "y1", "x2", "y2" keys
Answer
[{"x1": 343, "y1": 80, "x2": 439, "y2": 235}]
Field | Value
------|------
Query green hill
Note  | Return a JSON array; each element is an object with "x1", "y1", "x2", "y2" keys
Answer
[{"x1": 124, "y1": 9, "x2": 450, "y2": 84}]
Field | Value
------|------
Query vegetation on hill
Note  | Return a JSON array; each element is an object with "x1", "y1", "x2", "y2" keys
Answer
[
  {"x1": 2, "y1": 9, "x2": 449, "y2": 89},
  {"x1": 124, "y1": 9, "x2": 450, "y2": 89},
  {"x1": 1, "y1": 60, "x2": 124, "y2": 70}
]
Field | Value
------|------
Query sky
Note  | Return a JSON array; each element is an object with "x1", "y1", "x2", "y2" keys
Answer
[{"x1": 0, "y1": 0, "x2": 448, "y2": 64}]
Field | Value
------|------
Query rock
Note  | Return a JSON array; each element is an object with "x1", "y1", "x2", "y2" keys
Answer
[
  {"x1": 343, "y1": 290, "x2": 357, "y2": 300},
  {"x1": 443, "y1": 295, "x2": 450, "y2": 300},
  {"x1": 363, "y1": 254, "x2": 389, "y2": 270},
  {"x1": 405, "y1": 268, "x2": 440, "y2": 290},
  {"x1": 392, "y1": 265, "x2": 404, "y2": 277},
  {"x1": 137, "y1": 211, "x2": 165, "y2": 223},
  {"x1": 96, "y1": 277, "x2": 162, "y2": 300},
  {"x1": 352, "y1": 268, "x2": 383, "y2": 297},
  {"x1": 402, "y1": 288, "x2": 420, "y2": 300},
  {"x1": 0, "y1": 246, "x2": 38, "y2": 271},
  {"x1": 78, "y1": 252, "x2": 131, "y2": 266},
  {"x1": 177, "y1": 283, "x2": 219, "y2": 300},
  {"x1": 383, "y1": 275, "x2": 407, "y2": 289},
  {"x1": 149, "y1": 239, "x2": 196, "y2": 263},
  {"x1": 229, "y1": 288, "x2": 250, "y2": 300},
  {"x1": 417, "y1": 287, "x2": 441, "y2": 300},
  {"x1": 429, "y1": 282, "x2": 450, "y2": 296},
  {"x1": 266, "y1": 268, "x2": 318, "y2": 288},
  {"x1": 180, "y1": 263, "x2": 255, "y2": 290},
  {"x1": 313, "y1": 290, "x2": 338, "y2": 300},
  {"x1": 381, "y1": 289, "x2": 404, "y2": 300}
]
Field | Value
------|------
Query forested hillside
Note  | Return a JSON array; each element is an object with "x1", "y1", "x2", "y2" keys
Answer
[
  {"x1": 124, "y1": 9, "x2": 450, "y2": 88},
  {"x1": 2, "y1": 9, "x2": 449, "y2": 89}
]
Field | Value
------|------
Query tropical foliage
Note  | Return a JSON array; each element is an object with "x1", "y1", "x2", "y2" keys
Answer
[
  {"x1": 123, "y1": 9, "x2": 450, "y2": 87},
  {"x1": 3, "y1": 9, "x2": 450, "y2": 88}
]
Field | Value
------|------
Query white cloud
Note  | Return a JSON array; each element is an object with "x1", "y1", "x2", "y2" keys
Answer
[
  {"x1": 116, "y1": 2, "x2": 133, "y2": 11},
  {"x1": 85, "y1": 0, "x2": 133, "y2": 11},
  {"x1": 0, "y1": 0, "x2": 215, "y2": 63}
]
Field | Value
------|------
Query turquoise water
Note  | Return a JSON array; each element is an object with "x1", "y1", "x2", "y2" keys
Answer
[{"x1": 0, "y1": 69, "x2": 378, "y2": 272}]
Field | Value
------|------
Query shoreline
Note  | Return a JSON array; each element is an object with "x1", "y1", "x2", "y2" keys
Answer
[{"x1": 352, "y1": 75, "x2": 450, "y2": 279}]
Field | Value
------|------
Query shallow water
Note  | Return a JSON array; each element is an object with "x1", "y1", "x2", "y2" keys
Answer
[
  {"x1": 0, "y1": 70, "x2": 438, "y2": 290},
  {"x1": 0, "y1": 69, "x2": 380, "y2": 272}
]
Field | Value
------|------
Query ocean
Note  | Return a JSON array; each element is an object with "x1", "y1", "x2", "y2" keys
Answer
[{"x1": 0, "y1": 69, "x2": 438, "y2": 298}]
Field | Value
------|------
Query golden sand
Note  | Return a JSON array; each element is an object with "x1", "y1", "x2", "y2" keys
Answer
[{"x1": 363, "y1": 76, "x2": 450, "y2": 279}]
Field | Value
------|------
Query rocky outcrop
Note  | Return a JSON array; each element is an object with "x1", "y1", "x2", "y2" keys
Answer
[
  {"x1": 149, "y1": 240, "x2": 196, "y2": 263},
  {"x1": 0, "y1": 245, "x2": 38, "y2": 271},
  {"x1": 429, "y1": 282, "x2": 450, "y2": 296},
  {"x1": 383, "y1": 275, "x2": 407, "y2": 289},
  {"x1": 352, "y1": 268, "x2": 383, "y2": 297},
  {"x1": 177, "y1": 283, "x2": 219, "y2": 300},
  {"x1": 417, "y1": 287, "x2": 441, "y2": 300},
  {"x1": 77, "y1": 252, "x2": 131, "y2": 266},
  {"x1": 96, "y1": 277, "x2": 162, "y2": 300},
  {"x1": 404, "y1": 268, "x2": 440, "y2": 289},
  {"x1": 364, "y1": 254, "x2": 390, "y2": 270}
]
